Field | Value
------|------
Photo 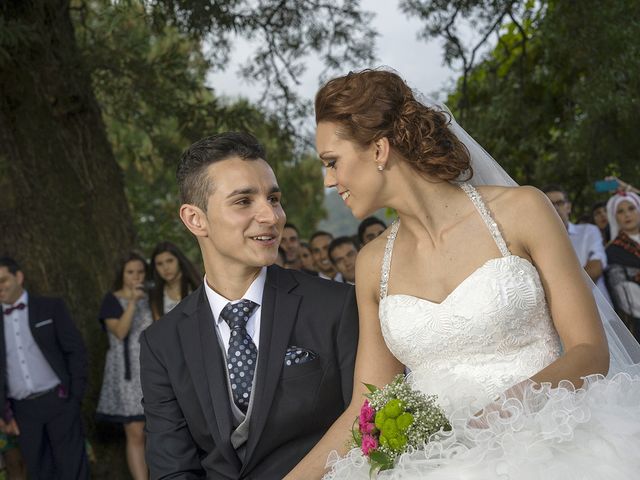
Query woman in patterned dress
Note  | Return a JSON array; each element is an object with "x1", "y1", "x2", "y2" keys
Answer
[{"x1": 96, "y1": 252, "x2": 152, "y2": 480}]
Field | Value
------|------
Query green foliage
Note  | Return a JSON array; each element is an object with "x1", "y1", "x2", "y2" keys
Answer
[
  {"x1": 145, "y1": 0, "x2": 377, "y2": 128},
  {"x1": 71, "y1": 0, "x2": 328, "y2": 256},
  {"x1": 434, "y1": 0, "x2": 640, "y2": 216}
]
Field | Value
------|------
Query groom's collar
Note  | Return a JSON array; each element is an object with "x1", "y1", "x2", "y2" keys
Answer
[{"x1": 203, "y1": 267, "x2": 266, "y2": 325}]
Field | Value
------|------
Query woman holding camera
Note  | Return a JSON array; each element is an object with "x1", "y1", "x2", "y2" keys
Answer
[{"x1": 96, "y1": 252, "x2": 152, "y2": 480}]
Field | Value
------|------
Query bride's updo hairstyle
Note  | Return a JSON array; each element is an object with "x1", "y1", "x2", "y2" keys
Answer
[{"x1": 315, "y1": 69, "x2": 472, "y2": 181}]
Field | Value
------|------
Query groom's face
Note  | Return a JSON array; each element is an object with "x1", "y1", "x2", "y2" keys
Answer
[{"x1": 199, "y1": 157, "x2": 286, "y2": 269}]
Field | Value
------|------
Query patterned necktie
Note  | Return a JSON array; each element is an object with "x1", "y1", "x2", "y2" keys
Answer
[{"x1": 220, "y1": 299, "x2": 259, "y2": 413}]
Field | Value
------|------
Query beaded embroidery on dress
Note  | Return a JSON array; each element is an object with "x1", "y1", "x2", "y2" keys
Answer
[{"x1": 325, "y1": 183, "x2": 640, "y2": 480}]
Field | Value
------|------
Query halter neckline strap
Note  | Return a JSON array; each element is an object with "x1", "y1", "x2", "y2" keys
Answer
[{"x1": 379, "y1": 182, "x2": 511, "y2": 300}]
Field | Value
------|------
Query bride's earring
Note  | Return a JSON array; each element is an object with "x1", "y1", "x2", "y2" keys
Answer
[{"x1": 377, "y1": 164, "x2": 384, "y2": 172}]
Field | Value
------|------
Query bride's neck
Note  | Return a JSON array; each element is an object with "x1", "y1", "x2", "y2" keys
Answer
[{"x1": 386, "y1": 165, "x2": 467, "y2": 242}]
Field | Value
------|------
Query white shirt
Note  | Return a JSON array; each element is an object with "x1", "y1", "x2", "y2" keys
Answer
[
  {"x1": 567, "y1": 222, "x2": 611, "y2": 302},
  {"x1": 319, "y1": 271, "x2": 344, "y2": 283},
  {"x1": 203, "y1": 267, "x2": 266, "y2": 352},
  {"x1": 2, "y1": 291, "x2": 60, "y2": 400}
]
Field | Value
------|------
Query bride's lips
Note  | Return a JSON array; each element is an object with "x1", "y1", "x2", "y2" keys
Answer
[{"x1": 339, "y1": 190, "x2": 351, "y2": 202}]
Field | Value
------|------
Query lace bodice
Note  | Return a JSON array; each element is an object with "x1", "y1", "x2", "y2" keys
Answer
[{"x1": 379, "y1": 183, "x2": 562, "y2": 412}]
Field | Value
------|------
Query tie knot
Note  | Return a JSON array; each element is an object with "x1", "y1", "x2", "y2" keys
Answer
[
  {"x1": 220, "y1": 299, "x2": 258, "y2": 330},
  {"x1": 3, "y1": 302, "x2": 25, "y2": 316}
]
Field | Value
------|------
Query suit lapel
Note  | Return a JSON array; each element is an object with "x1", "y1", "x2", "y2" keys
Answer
[
  {"x1": 242, "y1": 266, "x2": 300, "y2": 471},
  {"x1": 178, "y1": 288, "x2": 241, "y2": 470},
  {"x1": 27, "y1": 295, "x2": 40, "y2": 339}
]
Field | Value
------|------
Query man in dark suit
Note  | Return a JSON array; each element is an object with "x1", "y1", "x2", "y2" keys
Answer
[
  {"x1": 0, "y1": 256, "x2": 89, "y2": 479},
  {"x1": 140, "y1": 132, "x2": 359, "y2": 479}
]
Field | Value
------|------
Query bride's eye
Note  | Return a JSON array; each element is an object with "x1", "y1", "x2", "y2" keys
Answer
[{"x1": 324, "y1": 159, "x2": 337, "y2": 169}]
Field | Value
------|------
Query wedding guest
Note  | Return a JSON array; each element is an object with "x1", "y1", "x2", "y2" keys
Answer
[
  {"x1": 605, "y1": 192, "x2": 640, "y2": 339},
  {"x1": 96, "y1": 252, "x2": 152, "y2": 480},
  {"x1": 149, "y1": 242, "x2": 201, "y2": 321},
  {"x1": 309, "y1": 231, "x2": 342, "y2": 281},
  {"x1": 280, "y1": 223, "x2": 302, "y2": 269},
  {"x1": 298, "y1": 242, "x2": 317, "y2": 273},
  {"x1": 0, "y1": 256, "x2": 89, "y2": 480},
  {"x1": 544, "y1": 185, "x2": 611, "y2": 302},
  {"x1": 591, "y1": 201, "x2": 611, "y2": 244},
  {"x1": 357, "y1": 216, "x2": 386, "y2": 246},
  {"x1": 328, "y1": 237, "x2": 358, "y2": 284}
]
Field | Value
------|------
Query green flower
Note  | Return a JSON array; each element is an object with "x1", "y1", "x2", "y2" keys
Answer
[
  {"x1": 379, "y1": 434, "x2": 388, "y2": 447},
  {"x1": 382, "y1": 418, "x2": 399, "y2": 439},
  {"x1": 374, "y1": 410, "x2": 387, "y2": 430},
  {"x1": 383, "y1": 399, "x2": 404, "y2": 418},
  {"x1": 396, "y1": 412, "x2": 414, "y2": 431},
  {"x1": 387, "y1": 433, "x2": 408, "y2": 452}
]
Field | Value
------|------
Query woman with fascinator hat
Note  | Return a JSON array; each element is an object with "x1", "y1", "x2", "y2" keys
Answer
[
  {"x1": 285, "y1": 68, "x2": 640, "y2": 480},
  {"x1": 605, "y1": 191, "x2": 640, "y2": 339}
]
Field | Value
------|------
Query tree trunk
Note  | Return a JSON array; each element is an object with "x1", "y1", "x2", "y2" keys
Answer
[{"x1": 0, "y1": 1, "x2": 134, "y2": 475}]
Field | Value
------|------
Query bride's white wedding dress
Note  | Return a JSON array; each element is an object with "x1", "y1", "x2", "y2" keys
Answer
[{"x1": 325, "y1": 183, "x2": 640, "y2": 479}]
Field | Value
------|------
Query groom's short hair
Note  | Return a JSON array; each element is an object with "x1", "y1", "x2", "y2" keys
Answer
[{"x1": 177, "y1": 132, "x2": 267, "y2": 211}]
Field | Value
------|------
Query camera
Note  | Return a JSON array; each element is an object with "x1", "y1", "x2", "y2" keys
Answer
[
  {"x1": 594, "y1": 179, "x2": 619, "y2": 193},
  {"x1": 135, "y1": 280, "x2": 156, "y2": 292}
]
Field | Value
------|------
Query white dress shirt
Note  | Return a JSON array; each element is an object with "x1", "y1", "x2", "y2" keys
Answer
[
  {"x1": 203, "y1": 267, "x2": 266, "y2": 353},
  {"x1": 318, "y1": 271, "x2": 344, "y2": 282},
  {"x1": 2, "y1": 291, "x2": 60, "y2": 400},
  {"x1": 567, "y1": 222, "x2": 612, "y2": 302}
]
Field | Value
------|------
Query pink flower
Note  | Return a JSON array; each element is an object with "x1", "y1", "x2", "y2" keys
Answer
[
  {"x1": 361, "y1": 434, "x2": 378, "y2": 456},
  {"x1": 359, "y1": 419, "x2": 375, "y2": 434},
  {"x1": 360, "y1": 399, "x2": 375, "y2": 424}
]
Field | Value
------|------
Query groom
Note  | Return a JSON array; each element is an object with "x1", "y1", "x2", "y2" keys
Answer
[{"x1": 140, "y1": 132, "x2": 359, "y2": 479}]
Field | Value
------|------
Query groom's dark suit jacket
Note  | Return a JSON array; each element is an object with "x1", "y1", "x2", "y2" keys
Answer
[{"x1": 140, "y1": 265, "x2": 359, "y2": 479}]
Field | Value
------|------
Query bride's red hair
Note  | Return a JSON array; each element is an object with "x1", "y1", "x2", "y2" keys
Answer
[{"x1": 315, "y1": 69, "x2": 472, "y2": 182}]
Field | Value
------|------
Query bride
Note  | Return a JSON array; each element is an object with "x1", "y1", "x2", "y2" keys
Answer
[{"x1": 285, "y1": 69, "x2": 640, "y2": 479}]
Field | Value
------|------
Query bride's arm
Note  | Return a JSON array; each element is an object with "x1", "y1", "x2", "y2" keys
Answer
[
  {"x1": 508, "y1": 186, "x2": 609, "y2": 386},
  {"x1": 284, "y1": 240, "x2": 405, "y2": 480}
]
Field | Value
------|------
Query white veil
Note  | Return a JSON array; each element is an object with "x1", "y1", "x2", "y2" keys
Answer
[{"x1": 427, "y1": 99, "x2": 640, "y2": 375}]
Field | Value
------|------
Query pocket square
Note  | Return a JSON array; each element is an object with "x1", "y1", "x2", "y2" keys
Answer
[
  {"x1": 284, "y1": 346, "x2": 316, "y2": 366},
  {"x1": 34, "y1": 319, "x2": 53, "y2": 328}
]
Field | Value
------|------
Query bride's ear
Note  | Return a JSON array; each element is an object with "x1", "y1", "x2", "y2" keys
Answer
[{"x1": 374, "y1": 137, "x2": 391, "y2": 171}]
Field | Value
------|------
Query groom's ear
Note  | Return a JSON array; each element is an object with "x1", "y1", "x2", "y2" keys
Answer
[
  {"x1": 374, "y1": 137, "x2": 391, "y2": 168},
  {"x1": 180, "y1": 204, "x2": 209, "y2": 237}
]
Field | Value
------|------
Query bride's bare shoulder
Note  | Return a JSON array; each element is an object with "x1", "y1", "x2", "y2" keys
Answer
[
  {"x1": 476, "y1": 185, "x2": 562, "y2": 253},
  {"x1": 476, "y1": 185, "x2": 553, "y2": 217}
]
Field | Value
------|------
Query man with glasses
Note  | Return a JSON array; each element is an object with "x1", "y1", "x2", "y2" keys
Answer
[{"x1": 543, "y1": 185, "x2": 611, "y2": 301}]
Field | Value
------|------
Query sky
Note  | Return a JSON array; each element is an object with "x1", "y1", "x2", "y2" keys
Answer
[
  {"x1": 206, "y1": 1, "x2": 458, "y2": 115},
  {"x1": 205, "y1": 1, "x2": 461, "y2": 235}
]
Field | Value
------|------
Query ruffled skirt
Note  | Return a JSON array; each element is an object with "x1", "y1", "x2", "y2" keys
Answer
[{"x1": 324, "y1": 373, "x2": 640, "y2": 479}]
